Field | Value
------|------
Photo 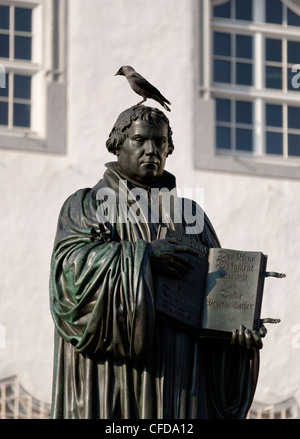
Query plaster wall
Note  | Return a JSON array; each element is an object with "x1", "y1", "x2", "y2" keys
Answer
[{"x1": 0, "y1": 0, "x2": 299, "y2": 407}]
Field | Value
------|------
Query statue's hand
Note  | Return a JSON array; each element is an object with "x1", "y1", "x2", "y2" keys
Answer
[
  {"x1": 231, "y1": 324, "x2": 267, "y2": 350},
  {"x1": 149, "y1": 238, "x2": 199, "y2": 278},
  {"x1": 231, "y1": 318, "x2": 280, "y2": 350}
]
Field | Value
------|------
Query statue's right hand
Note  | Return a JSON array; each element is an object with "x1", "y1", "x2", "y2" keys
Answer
[{"x1": 149, "y1": 238, "x2": 200, "y2": 278}]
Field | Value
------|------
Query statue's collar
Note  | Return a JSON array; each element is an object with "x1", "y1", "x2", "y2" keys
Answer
[{"x1": 104, "y1": 161, "x2": 177, "y2": 192}]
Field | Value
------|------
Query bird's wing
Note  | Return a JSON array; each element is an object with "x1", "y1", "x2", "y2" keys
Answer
[
  {"x1": 129, "y1": 73, "x2": 171, "y2": 105},
  {"x1": 131, "y1": 73, "x2": 162, "y2": 95}
]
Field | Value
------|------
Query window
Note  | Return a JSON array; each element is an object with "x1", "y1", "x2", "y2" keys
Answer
[
  {"x1": 216, "y1": 98, "x2": 253, "y2": 152},
  {"x1": 0, "y1": 4, "x2": 34, "y2": 130},
  {"x1": 213, "y1": 33, "x2": 253, "y2": 85},
  {"x1": 0, "y1": 72, "x2": 32, "y2": 129},
  {"x1": 265, "y1": 103, "x2": 300, "y2": 157},
  {"x1": 0, "y1": 3, "x2": 39, "y2": 134},
  {"x1": 214, "y1": 0, "x2": 253, "y2": 21},
  {"x1": 0, "y1": 0, "x2": 67, "y2": 154},
  {"x1": 265, "y1": 37, "x2": 300, "y2": 92},
  {"x1": 196, "y1": 0, "x2": 300, "y2": 179}
]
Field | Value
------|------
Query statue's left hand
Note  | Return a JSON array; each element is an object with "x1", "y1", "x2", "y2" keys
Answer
[
  {"x1": 231, "y1": 324, "x2": 267, "y2": 350},
  {"x1": 231, "y1": 318, "x2": 280, "y2": 350}
]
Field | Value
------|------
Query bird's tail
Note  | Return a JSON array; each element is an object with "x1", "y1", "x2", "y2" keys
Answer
[{"x1": 154, "y1": 93, "x2": 171, "y2": 112}]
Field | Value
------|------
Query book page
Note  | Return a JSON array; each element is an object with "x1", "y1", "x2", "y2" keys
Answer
[{"x1": 202, "y1": 248, "x2": 266, "y2": 333}]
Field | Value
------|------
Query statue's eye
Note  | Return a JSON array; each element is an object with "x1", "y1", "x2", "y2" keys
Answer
[
  {"x1": 132, "y1": 136, "x2": 144, "y2": 143},
  {"x1": 156, "y1": 138, "x2": 166, "y2": 146}
]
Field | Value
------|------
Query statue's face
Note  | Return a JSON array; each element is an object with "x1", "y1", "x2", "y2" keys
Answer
[{"x1": 117, "y1": 119, "x2": 169, "y2": 185}]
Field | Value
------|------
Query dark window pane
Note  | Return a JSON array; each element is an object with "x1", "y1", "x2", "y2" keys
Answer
[
  {"x1": 236, "y1": 35, "x2": 252, "y2": 59},
  {"x1": 15, "y1": 8, "x2": 32, "y2": 32},
  {"x1": 214, "y1": 60, "x2": 231, "y2": 83},
  {"x1": 0, "y1": 5, "x2": 9, "y2": 30},
  {"x1": 235, "y1": 0, "x2": 252, "y2": 21},
  {"x1": 14, "y1": 75, "x2": 31, "y2": 100},
  {"x1": 0, "y1": 101, "x2": 8, "y2": 125},
  {"x1": 236, "y1": 128, "x2": 253, "y2": 151},
  {"x1": 266, "y1": 39, "x2": 282, "y2": 62},
  {"x1": 288, "y1": 134, "x2": 300, "y2": 156},
  {"x1": 287, "y1": 68, "x2": 300, "y2": 91},
  {"x1": 236, "y1": 62, "x2": 252, "y2": 85},
  {"x1": 216, "y1": 98, "x2": 231, "y2": 122},
  {"x1": 236, "y1": 101, "x2": 252, "y2": 124},
  {"x1": 216, "y1": 126, "x2": 231, "y2": 150},
  {"x1": 266, "y1": 104, "x2": 282, "y2": 127},
  {"x1": 266, "y1": 66, "x2": 282, "y2": 89},
  {"x1": 214, "y1": 32, "x2": 231, "y2": 56},
  {"x1": 213, "y1": 2, "x2": 230, "y2": 18},
  {"x1": 287, "y1": 41, "x2": 300, "y2": 64},
  {"x1": 13, "y1": 103, "x2": 31, "y2": 127},
  {"x1": 266, "y1": 132, "x2": 283, "y2": 155},
  {"x1": 287, "y1": 8, "x2": 300, "y2": 27},
  {"x1": 288, "y1": 106, "x2": 300, "y2": 129},
  {"x1": 0, "y1": 34, "x2": 9, "y2": 58},
  {"x1": 14, "y1": 36, "x2": 32, "y2": 60},
  {"x1": 0, "y1": 73, "x2": 8, "y2": 97},
  {"x1": 266, "y1": 0, "x2": 282, "y2": 24}
]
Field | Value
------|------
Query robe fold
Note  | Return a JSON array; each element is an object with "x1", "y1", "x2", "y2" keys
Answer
[{"x1": 49, "y1": 162, "x2": 259, "y2": 419}]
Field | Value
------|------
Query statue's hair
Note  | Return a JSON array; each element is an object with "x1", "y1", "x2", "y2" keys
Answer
[{"x1": 106, "y1": 105, "x2": 174, "y2": 155}]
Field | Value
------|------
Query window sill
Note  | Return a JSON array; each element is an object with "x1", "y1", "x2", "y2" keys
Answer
[
  {"x1": 195, "y1": 149, "x2": 300, "y2": 179},
  {"x1": 0, "y1": 132, "x2": 46, "y2": 153}
]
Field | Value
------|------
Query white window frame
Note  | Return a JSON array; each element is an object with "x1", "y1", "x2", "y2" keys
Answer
[
  {"x1": 195, "y1": 0, "x2": 300, "y2": 179},
  {"x1": 0, "y1": 0, "x2": 67, "y2": 154}
]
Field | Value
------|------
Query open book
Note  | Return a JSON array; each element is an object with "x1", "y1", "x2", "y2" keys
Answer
[{"x1": 155, "y1": 227, "x2": 284, "y2": 338}]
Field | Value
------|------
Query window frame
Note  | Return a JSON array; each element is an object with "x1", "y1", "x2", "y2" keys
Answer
[
  {"x1": 195, "y1": 0, "x2": 300, "y2": 179},
  {"x1": 0, "y1": 0, "x2": 67, "y2": 154}
]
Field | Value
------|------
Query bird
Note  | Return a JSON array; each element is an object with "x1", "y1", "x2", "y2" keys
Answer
[{"x1": 115, "y1": 65, "x2": 171, "y2": 112}]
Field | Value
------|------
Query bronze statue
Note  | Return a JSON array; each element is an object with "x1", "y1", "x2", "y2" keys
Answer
[{"x1": 49, "y1": 105, "x2": 265, "y2": 419}]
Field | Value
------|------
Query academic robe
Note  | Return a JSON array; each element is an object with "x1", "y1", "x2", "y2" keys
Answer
[{"x1": 49, "y1": 162, "x2": 259, "y2": 419}]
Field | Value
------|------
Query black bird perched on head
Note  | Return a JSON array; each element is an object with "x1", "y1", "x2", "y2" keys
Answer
[{"x1": 115, "y1": 65, "x2": 171, "y2": 112}]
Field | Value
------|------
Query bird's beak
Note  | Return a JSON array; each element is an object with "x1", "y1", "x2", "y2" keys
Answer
[{"x1": 115, "y1": 69, "x2": 120, "y2": 76}]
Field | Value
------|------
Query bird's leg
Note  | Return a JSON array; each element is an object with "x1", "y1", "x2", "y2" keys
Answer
[{"x1": 136, "y1": 98, "x2": 147, "y2": 106}]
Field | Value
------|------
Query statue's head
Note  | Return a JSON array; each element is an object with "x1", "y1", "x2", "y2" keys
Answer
[
  {"x1": 106, "y1": 106, "x2": 174, "y2": 185},
  {"x1": 106, "y1": 105, "x2": 174, "y2": 156}
]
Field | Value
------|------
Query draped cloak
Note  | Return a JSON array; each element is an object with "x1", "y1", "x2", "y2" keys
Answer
[{"x1": 49, "y1": 162, "x2": 259, "y2": 419}]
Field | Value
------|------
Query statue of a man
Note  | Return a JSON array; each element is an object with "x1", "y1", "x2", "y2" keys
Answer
[{"x1": 50, "y1": 105, "x2": 262, "y2": 419}]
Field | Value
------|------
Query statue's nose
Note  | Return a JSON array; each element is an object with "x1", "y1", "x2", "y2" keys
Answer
[{"x1": 145, "y1": 140, "x2": 156, "y2": 155}]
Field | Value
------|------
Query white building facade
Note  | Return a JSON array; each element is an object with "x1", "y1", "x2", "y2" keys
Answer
[{"x1": 0, "y1": 0, "x2": 299, "y2": 418}]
